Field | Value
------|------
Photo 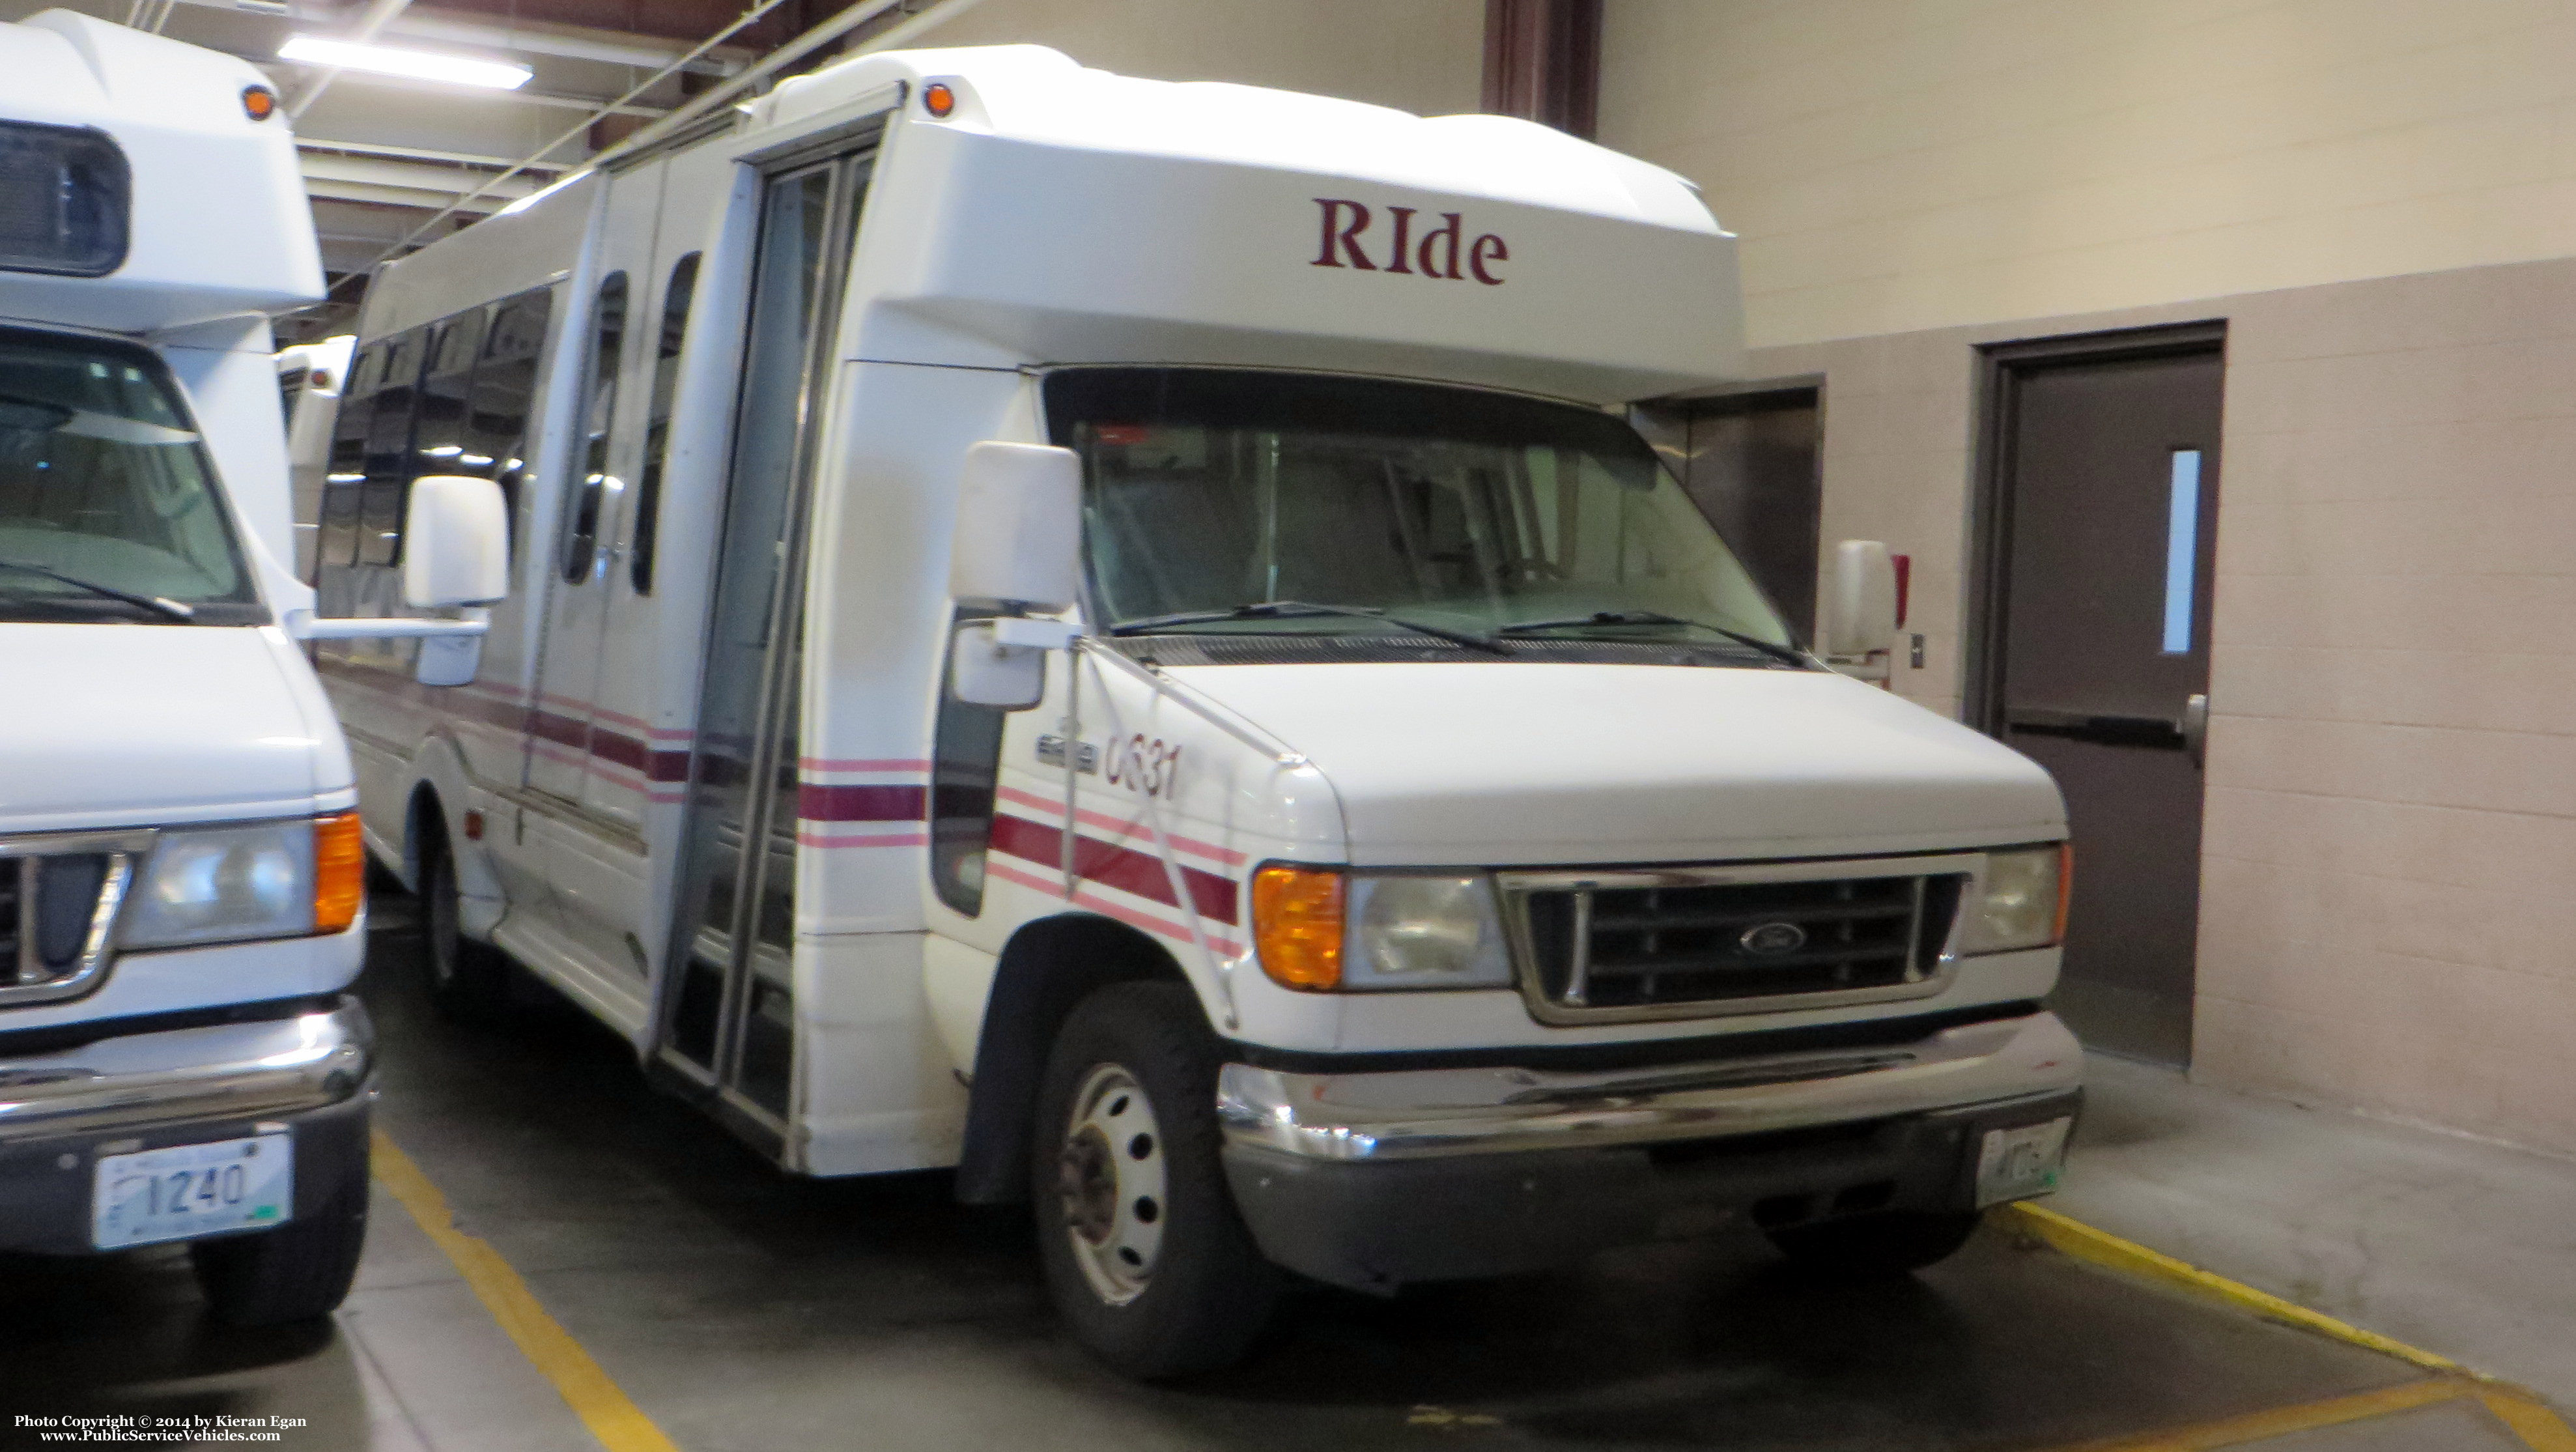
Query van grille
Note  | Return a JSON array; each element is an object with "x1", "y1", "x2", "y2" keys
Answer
[
  {"x1": 1504, "y1": 865, "x2": 1968, "y2": 1024},
  {"x1": 0, "y1": 839, "x2": 140, "y2": 1006}
]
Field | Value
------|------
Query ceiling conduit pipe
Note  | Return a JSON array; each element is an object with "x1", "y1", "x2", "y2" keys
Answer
[{"x1": 285, "y1": 0, "x2": 421, "y2": 118}]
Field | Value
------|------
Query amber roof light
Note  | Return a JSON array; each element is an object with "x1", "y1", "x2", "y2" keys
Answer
[
  {"x1": 923, "y1": 82, "x2": 955, "y2": 118},
  {"x1": 242, "y1": 85, "x2": 278, "y2": 121}
]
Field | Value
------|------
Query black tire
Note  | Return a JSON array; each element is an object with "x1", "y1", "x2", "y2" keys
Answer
[
  {"x1": 1766, "y1": 1208, "x2": 1984, "y2": 1279},
  {"x1": 1032, "y1": 980, "x2": 1279, "y2": 1379},
  {"x1": 190, "y1": 1133, "x2": 371, "y2": 1326},
  {"x1": 421, "y1": 823, "x2": 509, "y2": 1023}
]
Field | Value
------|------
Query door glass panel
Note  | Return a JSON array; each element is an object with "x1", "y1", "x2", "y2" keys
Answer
[
  {"x1": 561, "y1": 271, "x2": 629, "y2": 585},
  {"x1": 631, "y1": 252, "x2": 699, "y2": 595},
  {"x1": 2161, "y1": 449, "x2": 2201, "y2": 655},
  {"x1": 667, "y1": 163, "x2": 845, "y2": 1106}
]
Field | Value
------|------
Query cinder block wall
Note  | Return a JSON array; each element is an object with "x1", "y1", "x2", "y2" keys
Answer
[
  {"x1": 1599, "y1": 0, "x2": 2576, "y2": 1154},
  {"x1": 1736, "y1": 263, "x2": 2576, "y2": 1156}
]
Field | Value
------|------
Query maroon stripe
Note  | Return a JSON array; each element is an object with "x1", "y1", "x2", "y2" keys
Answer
[
  {"x1": 989, "y1": 813, "x2": 1239, "y2": 926},
  {"x1": 798, "y1": 783, "x2": 928, "y2": 823},
  {"x1": 648, "y1": 749, "x2": 692, "y2": 783},
  {"x1": 527, "y1": 707, "x2": 586, "y2": 749}
]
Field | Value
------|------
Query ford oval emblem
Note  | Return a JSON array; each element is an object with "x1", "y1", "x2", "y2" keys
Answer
[{"x1": 1739, "y1": 921, "x2": 1808, "y2": 957}]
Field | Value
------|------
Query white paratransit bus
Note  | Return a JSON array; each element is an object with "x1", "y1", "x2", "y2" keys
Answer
[
  {"x1": 307, "y1": 44, "x2": 2082, "y2": 1374},
  {"x1": 0, "y1": 12, "x2": 505, "y2": 1324}
]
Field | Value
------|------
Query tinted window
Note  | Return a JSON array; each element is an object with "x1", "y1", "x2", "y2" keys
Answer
[
  {"x1": 630, "y1": 253, "x2": 698, "y2": 595},
  {"x1": 470, "y1": 286, "x2": 555, "y2": 558},
  {"x1": 412, "y1": 309, "x2": 487, "y2": 481},
  {"x1": 561, "y1": 272, "x2": 627, "y2": 584},
  {"x1": 317, "y1": 344, "x2": 382, "y2": 571},
  {"x1": 360, "y1": 329, "x2": 427, "y2": 567}
]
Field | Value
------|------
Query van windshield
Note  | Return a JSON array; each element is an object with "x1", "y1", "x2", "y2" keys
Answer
[
  {"x1": 1047, "y1": 369, "x2": 1796, "y2": 661},
  {"x1": 0, "y1": 326, "x2": 256, "y2": 622}
]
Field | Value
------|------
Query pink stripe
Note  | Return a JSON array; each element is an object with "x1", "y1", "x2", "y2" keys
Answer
[
  {"x1": 796, "y1": 829, "x2": 930, "y2": 848},
  {"x1": 993, "y1": 785, "x2": 1248, "y2": 868},
  {"x1": 799, "y1": 757, "x2": 933, "y2": 773},
  {"x1": 984, "y1": 857, "x2": 1245, "y2": 957},
  {"x1": 649, "y1": 790, "x2": 688, "y2": 804}
]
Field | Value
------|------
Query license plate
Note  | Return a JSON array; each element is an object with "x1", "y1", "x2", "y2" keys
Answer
[
  {"x1": 1975, "y1": 1117, "x2": 2071, "y2": 1207},
  {"x1": 92, "y1": 1133, "x2": 294, "y2": 1250}
]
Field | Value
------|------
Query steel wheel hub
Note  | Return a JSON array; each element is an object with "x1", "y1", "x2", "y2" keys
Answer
[{"x1": 1055, "y1": 1062, "x2": 1168, "y2": 1306}]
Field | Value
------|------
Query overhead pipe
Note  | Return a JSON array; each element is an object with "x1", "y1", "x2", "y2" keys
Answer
[{"x1": 285, "y1": 0, "x2": 421, "y2": 119}]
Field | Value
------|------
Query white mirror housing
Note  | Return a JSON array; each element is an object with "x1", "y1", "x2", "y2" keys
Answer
[
  {"x1": 950, "y1": 442, "x2": 1081, "y2": 610},
  {"x1": 1824, "y1": 539, "x2": 1899, "y2": 659},
  {"x1": 403, "y1": 474, "x2": 510, "y2": 608},
  {"x1": 949, "y1": 616, "x2": 1076, "y2": 711}
]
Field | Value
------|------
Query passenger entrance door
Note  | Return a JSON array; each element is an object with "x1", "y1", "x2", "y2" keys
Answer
[
  {"x1": 526, "y1": 171, "x2": 662, "y2": 807},
  {"x1": 1978, "y1": 329, "x2": 2224, "y2": 1065},
  {"x1": 657, "y1": 151, "x2": 871, "y2": 1140}
]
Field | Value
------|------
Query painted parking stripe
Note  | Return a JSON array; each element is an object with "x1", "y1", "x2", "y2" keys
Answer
[
  {"x1": 373, "y1": 1130, "x2": 682, "y2": 1452},
  {"x1": 2008, "y1": 1201, "x2": 2576, "y2": 1451}
]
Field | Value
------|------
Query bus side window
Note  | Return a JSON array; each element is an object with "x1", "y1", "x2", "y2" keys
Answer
[
  {"x1": 470, "y1": 285, "x2": 556, "y2": 562},
  {"x1": 412, "y1": 307, "x2": 487, "y2": 485},
  {"x1": 316, "y1": 344, "x2": 384, "y2": 577},
  {"x1": 929, "y1": 606, "x2": 1010, "y2": 916},
  {"x1": 360, "y1": 328, "x2": 428, "y2": 567},
  {"x1": 630, "y1": 251, "x2": 699, "y2": 595},
  {"x1": 561, "y1": 271, "x2": 628, "y2": 585}
]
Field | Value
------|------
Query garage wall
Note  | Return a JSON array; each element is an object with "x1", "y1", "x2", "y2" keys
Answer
[
  {"x1": 1600, "y1": 0, "x2": 2576, "y2": 350},
  {"x1": 899, "y1": 0, "x2": 1487, "y2": 117},
  {"x1": 1601, "y1": 0, "x2": 2576, "y2": 1156},
  {"x1": 1740, "y1": 262, "x2": 2576, "y2": 1158}
]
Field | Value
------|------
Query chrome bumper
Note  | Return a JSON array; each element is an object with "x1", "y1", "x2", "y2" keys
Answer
[
  {"x1": 1218, "y1": 1009, "x2": 2082, "y2": 1163},
  {"x1": 0, "y1": 999, "x2": 373, "y2": 1145}
]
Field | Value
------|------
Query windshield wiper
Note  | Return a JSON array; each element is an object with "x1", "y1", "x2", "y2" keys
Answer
[
  {"x1": 0, "y1": 560, "x2": 195, "y2": 621},
  {"x1": 1496, "y1": 609, "x2": 1807, "y2": 668},
  {"x1": 1110, "y1": 599, "x2": 1509, "y2": 655}
]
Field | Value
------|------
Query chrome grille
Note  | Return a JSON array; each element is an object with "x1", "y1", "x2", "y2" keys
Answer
[
  {"x1": 0, "y1": 831, "x2": 145, "y2": 1007},
  {"x1": 1501, "y1": 858, "x2": 1972, "y2": 1025}
]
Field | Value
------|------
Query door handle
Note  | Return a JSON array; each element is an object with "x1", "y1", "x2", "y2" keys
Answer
[{"x1": 2180, "y1": 692, "x2": 2209, "y2": 768}]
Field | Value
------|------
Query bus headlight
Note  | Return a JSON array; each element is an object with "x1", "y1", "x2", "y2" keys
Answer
[
  {"x1": 1960, "y1": 844, "x2": 2070, "y2": 955},
  {"x1": 124, "y1": 812, "x2": 363, "y2": 948},
  {"x1": 1252, "y1": 866, "x2": 1512, "y2": 991}
]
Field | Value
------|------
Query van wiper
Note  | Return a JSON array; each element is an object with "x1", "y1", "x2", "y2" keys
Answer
[
  {"x1": 0, "y1": 560, "x2": 195, "y2": 621},
  {"x1": 1496, "y1": 609, "x2": 1806, "y2": 668},
  {"x1": 1111, "y1": 600, "x2": 1508, "y2": 655}
]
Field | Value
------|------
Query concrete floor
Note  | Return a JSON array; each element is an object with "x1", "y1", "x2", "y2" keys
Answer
[{"x1": 5, "y1": 892, "x2": 2570, "y2": 1451}]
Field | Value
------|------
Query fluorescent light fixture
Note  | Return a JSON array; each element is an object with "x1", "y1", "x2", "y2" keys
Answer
[{"x1": 278, "y1": 36, "x2": 532, "y2": 91}]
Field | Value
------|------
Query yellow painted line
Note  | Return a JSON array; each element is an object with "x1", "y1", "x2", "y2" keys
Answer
[
  {"x1": 2004, "y1": 1201, "x2": 2576, "y2": 1450},
  {"x1": 371, "y1": 1129, "x2": 684, "y2": 1452},
  {"x1": 2003, "y1": 1202, "x2": 2461, "y2": 1373},
  {"x1": 2043, "y1": 1377, "x2": 2468, "y2": 1451},
  {"x1": 2483, "y1": 1388, "x2": 2576, "y2": 1452}
]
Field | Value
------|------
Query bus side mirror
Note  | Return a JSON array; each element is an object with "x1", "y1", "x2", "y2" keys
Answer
[
  {"x1": 948, "y1": 442, "x2": 1081, "y2": 711},
  {"x1": 949, "y1": 442, "x2": 1081, "y2": 610},
  {"x1": 1823, "y1": 539, "x2": 1898, "y2": 661},
  {"x1": 404, "y1": 475, "x2": 510, "y2": 608}
]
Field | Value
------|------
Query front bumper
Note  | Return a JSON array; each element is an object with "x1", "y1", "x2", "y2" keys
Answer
[
  {"x1": 1217, "y1": 1008, "x2": 2082, "y2": 1290},
  {"x1": 0, "y1": 997, "x2": 374, "y2": 1255}
]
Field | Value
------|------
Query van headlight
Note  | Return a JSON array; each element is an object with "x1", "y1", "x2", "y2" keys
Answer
[
  {"x1": 1959, "y1": 844, "x2": 2069, "y2": 955},
  {"x1": 1251, "y1": 866, "x2": 1512, "y2": 991},
  {"x1": 124, "y1": 812, "x2": 365, "y2": 948}
]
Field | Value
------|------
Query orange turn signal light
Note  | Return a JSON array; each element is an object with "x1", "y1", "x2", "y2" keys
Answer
[
  {"x1": 1252, "y1": 864, "x2": 1343, "y2": 991},
  {"x1": 313, "y1": 810, "x2": 365, "y2": 934},
  {"x1": 242, "y1": 85, "x2": 278, "y2": 122},
  {"x1": 922, "y1": 81, "x2": 955, "y2": 118}
]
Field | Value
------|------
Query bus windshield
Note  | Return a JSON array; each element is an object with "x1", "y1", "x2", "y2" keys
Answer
[
  {"x1": 0, "y1": 326, "x2": 256, "y2": 621},
  {"x1": 1046, "y1": 368, "x2": 1796, "y2": 661}
]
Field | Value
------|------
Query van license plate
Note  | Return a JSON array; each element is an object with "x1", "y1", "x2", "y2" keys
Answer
[
  {"x1": 92, "y1": 1134, "x2": 293, "y2": 1250},
  {"x1": 1974, "y1": 1117, "x2": 2071, "y2": 1206}
]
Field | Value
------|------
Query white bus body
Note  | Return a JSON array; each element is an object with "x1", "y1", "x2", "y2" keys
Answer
[
  {"x1": 309, "y1": 45, "x2": 2080, "y2": 1374},
  {"x1": 1, "y1": 11, "x2": 499, "y2": 1324},
  {"x1": 276, "y1": 334, "x2": 353, "y2": 577}
]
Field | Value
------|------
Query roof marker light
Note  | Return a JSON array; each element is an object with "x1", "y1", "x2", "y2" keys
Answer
[
  {"x1": 242, "y1": 85, "x2": 278, "y2": 121},
  {"x1": 278, "y1": 36, "x2": 532, "y2": 91},
  {"x1": 922, "y1": 81, "x2": 955, "y2": 118}
]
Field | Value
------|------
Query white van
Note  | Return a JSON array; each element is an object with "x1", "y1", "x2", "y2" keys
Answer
[
  {"x1": 0, "y1": 12, "x2": 503, "y2": 1323},
  {"x1": 306, "y1": 46, "x2": 2081, "y2": 1374}
]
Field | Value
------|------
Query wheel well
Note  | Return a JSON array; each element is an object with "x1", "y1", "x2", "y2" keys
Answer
[
  {"x1": 953, "y1": 913, "x2": 1195, "y2": 1204},
  {"x1": 403, "y1": 784, "x2": 446, "y2": 892}
]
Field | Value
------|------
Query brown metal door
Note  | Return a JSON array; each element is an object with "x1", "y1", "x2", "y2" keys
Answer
[{"x1": 1983, "y1": 335, "x2": 2224, "y2": 1065}]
